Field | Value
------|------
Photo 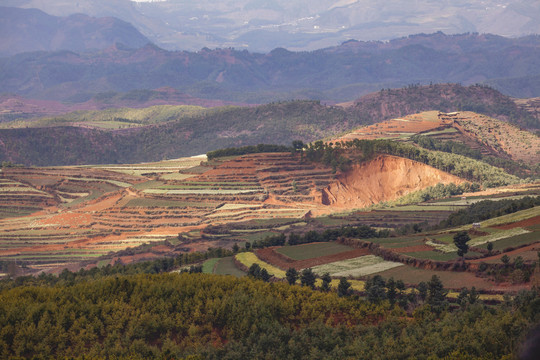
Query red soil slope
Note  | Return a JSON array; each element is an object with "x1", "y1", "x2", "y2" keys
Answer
[{"x1": 320, "y1": 155, "x2": 465, "y2": 208}]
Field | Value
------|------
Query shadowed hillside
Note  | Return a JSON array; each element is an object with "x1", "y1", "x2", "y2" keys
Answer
[{"x1": 0, "y1": 84, "x2": 538, "y2": 166}]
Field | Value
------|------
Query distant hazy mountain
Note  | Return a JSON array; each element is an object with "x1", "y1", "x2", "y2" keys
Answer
[
  {"x1": 0, "y1": 6, "x2": 151, "y2": 56},
  {"x1": 1, "y1": 33, "x2": 539, "y2": 102},
  {"x1": 4, "y1": 0, "x2": 540, "y2": 52}
]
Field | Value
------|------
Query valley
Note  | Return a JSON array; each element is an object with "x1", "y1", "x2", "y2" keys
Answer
[
  {"x1": 2, "y1": 4, "x2": 540, "y2": 358},
  {"x1": 1, "y1": 106, "x2": 538, "y2": 297}
]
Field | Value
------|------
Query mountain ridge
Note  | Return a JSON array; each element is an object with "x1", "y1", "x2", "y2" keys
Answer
[
  {"x1": 5, "y1": 0, "x2": 540, "y2": 52},
  {"x1": 0, "y1": 6, "x2": 151, "y2": 56},
  {"x1": 2, "y1": 32, "x2": 540, "y2": 103}
]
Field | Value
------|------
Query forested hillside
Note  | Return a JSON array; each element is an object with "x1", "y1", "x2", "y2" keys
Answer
[
  {"x1": 346, "y1": 84, "x2": 539, "y2": 129},
  {"x1": 0, "y1": 272, "x2": 538, "y2": 359}
]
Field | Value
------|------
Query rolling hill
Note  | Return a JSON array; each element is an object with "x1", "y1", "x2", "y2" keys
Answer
[{"x1": 0, "y1": 84, "x2": 538, "y2": 167}]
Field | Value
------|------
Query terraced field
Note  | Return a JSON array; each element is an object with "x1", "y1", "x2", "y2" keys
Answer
[
  {"x1": 1, "y1": 145, "x2": 538, "y2": 294},
  {"x1": 333, "y1": 111, "x2": 447, "y2": 143},
  {"x1": 0, "y1": 153, "x2": 342, "y2": 273}
]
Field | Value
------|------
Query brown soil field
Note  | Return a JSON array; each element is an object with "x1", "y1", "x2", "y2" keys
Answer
[
  {"x1": 469, "y1": 243, "x2": 540, "y2": 263},
  {"x1": 493, "y1": 215, "x2": 540, "y2": 230},
  {"x1": 333, "y1": 111, "x2": 447, "y2": 143},
  {"x1": 256, "y1": 247, "x2": 369, "y2": 270},
  {"x1": 393, "y1": 245, "x2": 434, "y2": 253},
  {"x1": 378, "y1": 264, "x2": 529, "y2": 291},
  {"x1": 321, "y1": 155, "x2": 465, "y2": 208}
]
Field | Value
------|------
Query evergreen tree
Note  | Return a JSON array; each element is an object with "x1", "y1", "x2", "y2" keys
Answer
[
  {"x1": 427, "y1": 275, "x2": 448, "y2": 315},
  {"x1": 286, "y1": 268, "x2": 299, "y2": 285},
  {"x1": 386, "y1": 277, "x2": 397, "y2": 306},
  {"x1": 418, "y1": 281, "x2": 428, "y2": 302},
  {"x1": 300, "y1": 268, "x2": 316, "y2": 289},
  {"x1": 321, "y1": 273, "x2": 332, "y2": 292},
  {"x1": 365, "y1": 275, "x2": 387, "y2": 303},
  {"x1": 337, "y1": 277, "x2": 351, "y2": 297},
  {"x1": 453, "y1": 231, "x2": 470, "y2": 259}
]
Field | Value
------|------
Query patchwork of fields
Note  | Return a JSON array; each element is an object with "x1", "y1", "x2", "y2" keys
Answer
[
  {"x1": 0, "y1": 153, "x2": 342, "y2": 272},
  {"x1": 0, "y1": 148, "x2": 538, "y2": 296}
]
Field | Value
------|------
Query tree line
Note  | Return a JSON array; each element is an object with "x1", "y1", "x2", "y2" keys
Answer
[
  {"x1": 437, "y1": 196, "x2": 540, "y2": 229},
  {"x1": 303, "y1": 138, "x2": 520, "y2": 187}
]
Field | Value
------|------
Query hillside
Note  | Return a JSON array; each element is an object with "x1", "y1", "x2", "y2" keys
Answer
[
  {"x1": 321, "y1": 155, "x2": 465, "y2": 208},
  {"x1": 334, "y1": 110, "x2": 540, "y2": 166},
  {"x1": 0, "y1": 88, "x2": 246, "y2": 123},
  {"x1": 343, "y1": 84, "x2": 539, "y2": 129},
  {"x1": 0, "y1": 272, "x2": 537, "y2": 359},
  {"x1": 0, "y1": 7, "x2": 150, "y2": 56},
  {"x1": 0, "y1": 138, "x2": 529, "y2": 275},
  {"x1": 0, "y1": 85, "x2": 538, "y2": 167},
  {"x1": 1, "y1": 33, "x2": 540, "y2": 103}
]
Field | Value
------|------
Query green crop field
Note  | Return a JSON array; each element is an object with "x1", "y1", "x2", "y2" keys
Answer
[
  {"x1": 477, "y1": 231, "x2": 540, "y2": 251},
  {"x1": 404, "y1": 250, "x2": 483, "y2": 261},
  {"x1": 276, "y1": 242, "x2": 354, "y2": 261},
  {"x1": 241, "y1": 231, "x2": 280, "y2": 242},
  {"x1": 159, "y1": 173, "x2": 197, "y2": 180},
  {"x1": 453, "y1": 207, "x2": 540, "y2": 230},
  {"x1": 421, "y1": 128, "x2": 458, "y2": 136},
  {"x1": 310, "y1": 255, "x2": 403, "y2": 277},
  {"x1": 469, "y1": 228, "x2": 531, "y2": 247},
  {"x1": 0, "y1": 207, "x2": 40, "y2": 218},
  {"x1": 246, "y1": 218, "x2": 302, "y2": 227},
  {"x1": 404, "y1": 251, "x2": 459, "y2": 261},
  {"x1": 311, "y1": 216, "x2": 353, "y2": 227},
  {"x1": 213, "y1": 256, "x2": 246, "y2": 277},
  {"x1": 368, "y1": 235, "x2": 425, "y2": 247},
  {"x1": 202, "y1": 258, "x2": 220, "y2": 274}
]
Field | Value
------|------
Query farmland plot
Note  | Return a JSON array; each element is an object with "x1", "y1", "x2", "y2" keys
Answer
[
  {"x1": 276, "y1": 242, "x2": 354, "y2": 261},
  {"x1": 213, "y1": 257, "x2": 246, "y2": 277},
  {"x1": 144, "y1": 189, "x2": 260, "y2": 195},
  {"x1": 234, "y1": 252, "x2": 286, "y2": 278},
  {"x1": 468, "y1": 228, "x2": 531, "y2": 247},
  {"x1": 310, "y1": 255, "x2": 403, "y2": 278}
]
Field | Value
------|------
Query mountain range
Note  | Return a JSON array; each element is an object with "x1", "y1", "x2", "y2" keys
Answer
[
  {"x1": 4, "y1": 0, "x2": 540, "y2": 52},
  {"x1": 1, "y1": 32, "x2": 540, "y2": 104}
]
